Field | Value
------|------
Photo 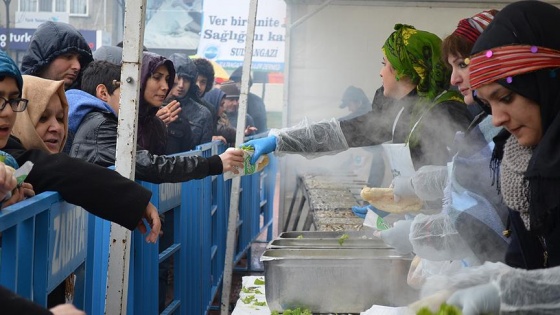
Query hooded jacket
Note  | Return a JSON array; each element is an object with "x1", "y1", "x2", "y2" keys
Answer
[
  {"x1": 139, "y1": 52, "x2": 175, "y2": 155},
  {"x1": 92, "y1": 45, "x2": 123, "y2": 65},
  {"x1": 0, "y1": 49, "x2": 150, "y2": 230},
  {"x1": 21, "y1": 21, "x2": 93, "y2": 89},
  {"x1": 166, "y1": 53, "x2": 213, "y2": 153},
  {"x1": 204, "y1": 88, "x2": 236, "y2": 145},
  {"x1": 67, "y1": 89, "x2": 223, "y2": 183}
]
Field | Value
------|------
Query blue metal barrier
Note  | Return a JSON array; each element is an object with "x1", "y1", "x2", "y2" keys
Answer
[
  {"x1": 0, "y1": 141, "x2": 277, "y2": 315},
  {"x1": 0, "y1": 192, "x2": 88, "y2": 309}
]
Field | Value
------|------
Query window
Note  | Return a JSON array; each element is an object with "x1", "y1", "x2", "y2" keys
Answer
[{"x1": 19, "y1": 0, "x2": 88, "y2": 16}]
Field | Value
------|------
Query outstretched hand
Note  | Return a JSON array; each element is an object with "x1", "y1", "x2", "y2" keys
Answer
[
  {"x1": 219, "y1": 148, "x2": 245, "y2": 173},
  {"x1": 379, "y1": 219, "x2": 414, "y2": 254},
  {"x1": 50, "y1": 304, "x2": 86, "y2": 315},
  {"x1": 447, "y1": 282, "x2": 500, "y2": 315},
  {"x1": 0, "y1": 162, "x2": 17, "y2": 201},
  {"x1": 156, "y1": 100, "x2": 181, "y2": 125},
  {"x1": 137, "y1": 202, "x2": 161, "y2": 243}
]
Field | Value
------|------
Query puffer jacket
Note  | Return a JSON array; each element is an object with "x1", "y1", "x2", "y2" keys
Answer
[
  {"x1": 21, "y1": 21, "x2": 93, "y2": 89},
  {"x1": 69, "y1": 109, "x2": 223, "y2": 184}
]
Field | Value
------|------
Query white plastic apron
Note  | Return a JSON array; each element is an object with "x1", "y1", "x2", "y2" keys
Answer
[{"x1": 381, "y1": 106, "x2": 419, "y2": 179}]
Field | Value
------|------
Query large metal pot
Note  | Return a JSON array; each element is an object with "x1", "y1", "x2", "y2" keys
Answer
[{"x1": 261, "y1": 248, "x2": 417, "y2": 313}]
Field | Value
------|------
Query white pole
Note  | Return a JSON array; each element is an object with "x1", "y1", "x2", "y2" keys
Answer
[
  {"x1": 221, "y1": 0, "x2": 259, "y2": 314},
  {"x1": 104, "y1": 0, "x2": 146, "y2": 314}
]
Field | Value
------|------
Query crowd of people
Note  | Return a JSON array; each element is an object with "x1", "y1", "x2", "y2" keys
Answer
[
  {"x1": 4, "y1": 1, "x2": 560, "y2": 314},
  {"x1": 0, "y1": 19, "x2": 264, "y2": 314}
]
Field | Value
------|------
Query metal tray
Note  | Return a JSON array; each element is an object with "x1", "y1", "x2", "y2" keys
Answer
[
  {"x1": 278, "y1": 231, "x2": 372, "y2": 239},
  {"x1": 267, "y1": 238, "x2": 390, "y2": 249},
  {"x1": 261, "y1": 248, "x2": 417, "y2": 313}
]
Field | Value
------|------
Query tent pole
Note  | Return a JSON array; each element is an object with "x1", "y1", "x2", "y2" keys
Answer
[
  {"x1": 104, "y1": 0, "x2": 145, "y2": 314},
  {"x1": 221, "y1": 0, "x2": 259, "y2": 314}
]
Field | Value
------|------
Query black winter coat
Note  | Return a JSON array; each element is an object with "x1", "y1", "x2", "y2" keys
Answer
[
  {"x1": 69, "y1": 111, "x2": 223, "y2": 183},
  {"x1": 0, "y1": 285, "x2": 52, "y2": 315},
  {"x1": 4, "y1": 136, "x2": 149, "y2": 230},
  {"x1": 505, "y1": 209, "x2": 560, "y2": 269}
]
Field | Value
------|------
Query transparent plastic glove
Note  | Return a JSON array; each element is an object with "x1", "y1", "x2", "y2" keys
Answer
[
  {"x1": 352, "y1": 204, "x2": 390, "y2": 219},
  {"x1": 447, "y1": 282, "x2": 500, "y2": 315},
  {"x1": 392, "y1": 176, "x2": 416, "y2": 202},
  {"x1": 243, "y1": 135, "x2": 277, "y2": 164},
  {"x1": 379, "y1": 220, "x2": 413, "y2": 254}
]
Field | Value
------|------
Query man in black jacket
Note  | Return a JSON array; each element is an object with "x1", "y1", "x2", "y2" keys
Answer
[{"x1": 67, "y1": 60, "x2": 243, "y2": 183}]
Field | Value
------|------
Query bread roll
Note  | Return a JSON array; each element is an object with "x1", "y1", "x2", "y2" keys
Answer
[{"x1": 360, "y1": 186, "x2": 422, "y2": 213}]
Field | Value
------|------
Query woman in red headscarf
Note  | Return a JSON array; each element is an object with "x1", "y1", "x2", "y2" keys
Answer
[{"x1": 413, "y1": 2, "x2": 560, "y2": 314}]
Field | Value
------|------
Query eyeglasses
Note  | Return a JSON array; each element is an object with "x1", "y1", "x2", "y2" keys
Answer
[{"x1": 0, "y1": 97, "x2": 28, "y2": 112}]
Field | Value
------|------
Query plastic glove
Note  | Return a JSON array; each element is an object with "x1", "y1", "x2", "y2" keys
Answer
[
  {"x1": 352, "y1": 205, "x2": 368, "y2": 218},
  {"x1": 351, "y1": 204, "x2": 390, "y2": 218},
  {"x1": 392, "y1": 176, "x2": 416, "y2": 202},
  {"x1": 447, "y1": 282, "x2": 500, "y2": 315},
  {"x1": 379, "y1": 220, "x2": 413, "y2": 254},
  {"x1": 243, "y1": 135, "x2": 277, "y2": 164}
]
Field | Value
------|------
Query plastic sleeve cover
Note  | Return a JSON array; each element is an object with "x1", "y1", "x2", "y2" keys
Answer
[{"x1": 269, "y1": 117, "x2": 349, "y2": 159}]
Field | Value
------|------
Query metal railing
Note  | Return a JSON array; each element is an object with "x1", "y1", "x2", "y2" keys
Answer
[{"x1": 0, "y1": 141, "x2": 276, "y2": 315}]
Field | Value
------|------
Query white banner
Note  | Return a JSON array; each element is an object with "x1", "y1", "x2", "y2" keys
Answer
[
  {"x1": 197, "y1": 0, "x2": 286, "y2": 71},
  {"x1": 15, "y1": 11, "x2": 69, "y2": 28}
]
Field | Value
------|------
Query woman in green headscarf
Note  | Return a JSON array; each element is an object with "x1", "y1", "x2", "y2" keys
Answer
[
  {"x1": 241, "y1": 24, "x2": 473, "y2": 171},
  {"x1": 374, "y1": 24, "x2": 471, "y2": 165}
]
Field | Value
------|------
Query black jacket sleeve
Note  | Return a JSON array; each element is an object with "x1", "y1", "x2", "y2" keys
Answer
[
  {"x1": 70, "y1": 112, "x2": 222, "y2": 183},
  {"x1": 0, "y1": 286, "x2": 52, "y2": 315},
  {"x1": 5, "y1": 137, "x2": 151, "y2": 230}
]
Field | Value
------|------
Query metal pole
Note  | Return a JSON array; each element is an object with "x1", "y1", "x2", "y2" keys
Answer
[
  {"x1": 221, "y1": 0, "x2": 259, "y2": 314},
  {"x1": 104, "y1": 0, "x2": 146, "y2": 314},
  {"x1": 3, "y1": 0, "x2": 11, "y2": 52}
]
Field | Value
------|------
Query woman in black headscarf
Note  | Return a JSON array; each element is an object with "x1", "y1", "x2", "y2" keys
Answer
[
  {"x1": 470, "y1": 0, "x2": 560, "y2": 270},
  {"x1": 417, "y1": 2, "x2": 560, "y2": 314}
]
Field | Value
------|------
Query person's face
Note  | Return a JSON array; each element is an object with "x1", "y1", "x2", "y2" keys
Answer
[
  {"x1": 36, "y1": 94, "x2": 65, "y2": 153},
  {"x1": 41, "y1": 53, "x2": 81, "y2": 89},
  {"x1": 196, "y1": 75, "x2": 208, "y2": 96},
  {"x1": 447, "y1": 53, "x2": 473, "y2": 104},
  {"x1": 144, "y1": 65, "x2": 170, "y2": 107},
  {"x1": 218, "y1": 97, "x2": 226, "y2": 116},
  {"x1": 170, "y1": 76, "x2": 190, "y2": 99},
  {"x1": 380, "y1": 56, "x2": 399, "y2": 99},
  {"x1": 476, "y1": 82, "x2": 542, "y2": 146},
  {"x1": 223, "y1": 97, "x2": 239, "y2": 113},
  {"x1": 0, "y1": 77, "x2": 20, "y2": 148},
  {"x1": 106, "y1": 87, "x2": 121, "y2": 114}
]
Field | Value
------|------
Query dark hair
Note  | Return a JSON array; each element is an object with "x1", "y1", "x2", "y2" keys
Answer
[
  {"x1": 441, "y1": 33, "x2": 475, "y2": 69},
  {"x1": 193, "y1": 58, "x2": 214, "y2": 93},
  {"x1": 81, "y1": 60, "x2": 122, "y2": 97}
]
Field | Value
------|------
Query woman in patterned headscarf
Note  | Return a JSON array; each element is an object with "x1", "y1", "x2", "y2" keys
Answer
[
  {"x1": 241, "y1": 24, "x2": 473, "y2": 173},
  {"x1": 378, "y1": 24, "x2": 472, "y2": 156}
]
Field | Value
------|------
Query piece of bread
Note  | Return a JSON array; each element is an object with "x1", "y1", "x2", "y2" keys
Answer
[
  {"x1": 360, "y1": 186, "x2": 422, "y2": 213},
  {"x1": 256, "y1": 155, "x2": 270, "y2": 172}
]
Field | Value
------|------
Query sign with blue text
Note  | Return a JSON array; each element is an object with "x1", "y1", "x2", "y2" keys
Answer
[{"x1": 197, "y1": 0, "x2": 286, "y2": 71}]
